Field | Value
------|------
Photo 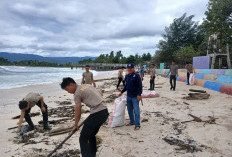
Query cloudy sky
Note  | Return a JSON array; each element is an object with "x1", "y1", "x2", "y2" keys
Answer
[{"x1": 0, "y1": 0, "x2": 209, "y2": 57}]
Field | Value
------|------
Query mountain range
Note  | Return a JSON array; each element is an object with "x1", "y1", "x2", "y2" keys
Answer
[{"x1": 0, "y1": 52, "x2": 96, "y2": 64}]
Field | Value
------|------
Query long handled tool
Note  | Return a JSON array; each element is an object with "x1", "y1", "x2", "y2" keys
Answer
[
  {"x1": 47, "y1": 121, "x2": 84, "y2": 157},
  {"x1": 141, "y1": 98, "x2": 144, "y2": 106}
]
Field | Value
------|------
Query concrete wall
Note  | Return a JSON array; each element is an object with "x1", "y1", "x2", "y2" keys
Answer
[{"x1": 156, "y1": 69, "x2": 232, "y2": 95}]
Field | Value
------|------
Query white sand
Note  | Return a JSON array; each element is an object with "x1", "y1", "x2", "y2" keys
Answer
[{"x1": 0, "y1": 72, "x2": 232, "y2": 157}]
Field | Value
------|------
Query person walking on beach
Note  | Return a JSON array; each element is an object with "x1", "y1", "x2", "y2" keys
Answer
[
  {"x1": 61, "y1": 77, "x2": 109, "y2": 157},
  {"x1": 185, "y1": 62, "x2": 195, "y2": 85},
  {"x1": 17, "y1": 93, "x2": 51, "y2": 133},
  {"x1": 118, "y1": 63, "x2": 142, "y2": 131},
  {"x1": 167, "y1": 60, "x2": 178, "y2": 91},
  {"x1": 149, "y1": 64, "x2": 156, "y2": 90},
  {"x1": 81, "y1": 65, "x2": 96, "y2": 87},
  {"x1": 140, "y1": 67, "x2": 145, "y2": 81},
  {"x1": 117, "y1": 67, "x2": 125, "y2": 89}
]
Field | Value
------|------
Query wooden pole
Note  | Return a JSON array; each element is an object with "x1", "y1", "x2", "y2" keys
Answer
[{"x1": 47, "y1": 121, "x2": 84, "y2": 157}]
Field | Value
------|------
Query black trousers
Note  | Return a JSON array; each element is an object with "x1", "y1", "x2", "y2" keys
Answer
[
  {"x1": 80, "y1": 109, "x2": 109, "y2": 157},
  {"x1": 117, "y1": 77, "x2": 125, "y2": 88},
  {"x1": 24, "y1": 100, "x2": 48, "y2": 127},
  {"x1": 170, "y1": 75, "x2": 176, "y2": 90},
  {"x1": 187, "y1": 72, "x2": 190, "y2": 85},
  {"x1": 150, "y1": 77, "x2": 155, "y2": 90}
]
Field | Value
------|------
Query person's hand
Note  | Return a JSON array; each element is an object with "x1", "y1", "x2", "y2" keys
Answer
[
  {"x1": 41, "y1": 106, "x2": 46, "y2": 113},
  {"x1": 72, "y1": 125, "x2": 78, "y2": 132},
  {"x1": 118, "y1": 93, "x2": 122, "y2": 97},
  {"x1": 16, "y1": 127, "x2": 21, "y2": 133},
  {"x1": 137, "y1": 96, "x2": 141, "y2": 101}
]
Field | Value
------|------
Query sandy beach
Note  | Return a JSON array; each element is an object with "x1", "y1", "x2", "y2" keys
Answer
[{"x1": 0, "y1": 71, "x2": 232, "y2": 157}]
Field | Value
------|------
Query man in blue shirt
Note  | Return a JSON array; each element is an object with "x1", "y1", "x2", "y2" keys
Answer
[{"x1": 118, "y1": 63, "x2": 143, "y2": 130}]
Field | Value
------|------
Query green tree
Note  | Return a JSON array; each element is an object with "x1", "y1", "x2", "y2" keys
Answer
[
  {"x1": 173, "y1": 45, "x2": 200, "y2": 65},
  {"x1": 156, "y1": 13, "x2": 203, "y2": 63},
  {"x1": 126, "y1": 55, "x2": 136, "y2": 64},
  {"x1": 0, "y1": 57, "x2": 11, "y2": 65},
  {"x1": 203, "y1": 0, "x2": 232, "y2": 47}
]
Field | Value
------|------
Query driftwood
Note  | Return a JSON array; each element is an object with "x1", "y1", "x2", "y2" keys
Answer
[
  {"x1": 183, "y1": 102, "x2": 190, "y2": 105},
  {"x1": 12, "y1": 112, "x2": 40, "y2": 119},
  {"x1": 38, "y1": 118, "x2": 72, "y2": 125},
  {"x1": 94, "y1": 77, "x2": 117, "y2": 82},
  {"x1": 49, "y1": 126, "x2": 73, "y2": 136},
  {"x1": 163, "y1": 136, "x2": 202, "y2": 152},
  {"x1": 182, "y1": 93, "x2": 210, "y2": 100},
  {"x1": 181, "y1": 114, "x2": 218, "y2": 125},
  {"x1": 8, "y1": 126, "x2": 18, "y2": 130},
  {"x1": 189, "y1": 89, "x2": 206, "y2": 93},
  {"x1": 49, "y1": 129, "x2": 73, "y2": 136}
]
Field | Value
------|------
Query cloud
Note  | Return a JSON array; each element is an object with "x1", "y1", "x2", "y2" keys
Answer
[{"x1": 0, "y1": 0, "x2": 208, "y2": 57}]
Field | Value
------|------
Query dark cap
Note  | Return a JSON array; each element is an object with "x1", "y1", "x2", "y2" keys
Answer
[{"x1": 127, "y1": 63, "x2": 135, "y2": 68}]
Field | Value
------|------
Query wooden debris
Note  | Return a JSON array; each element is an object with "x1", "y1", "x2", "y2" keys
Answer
[
  {"x1": 94, "y1": 78, "x2": 117, "y2": 82},
  {"x1": 163, "y1": 136, "x2": 202, "y2": 152},
  {"x1": 52, "y1": 149, "x2": 81, "y2": 157},
  {"x1": 181, "y1": 114, "x2": 218, "y2": 125},
  {"x1": 49, "y1": 126, "x2": 73, "y2": 136},
  {"x1": 183, "y1": 102, "x2": 190, "y2": 105},
  {"x1": 59, "y1": 101, "x2": 72, "y2": 105},
  {"x1": 96, "y1": 135, "x2": 103, "y2": 146},
  {"x1": 12, "y1": 112, "x2": 41, "y2": 119},
  {"x1": 38, "y1": 118, "x2": 72, "y2": 125},
  {"x1": 189, "y1": 89, "x2": 206, "y2": 93},
  {"x1": 182, "y1": 93, "x2": 210, "y2": 100},
  {"x1": 141, "y1": 118, "x2": 148, "y2": 123}
]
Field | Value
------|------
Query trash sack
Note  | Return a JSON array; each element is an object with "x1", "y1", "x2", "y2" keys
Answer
[
  {"x1": 108, "y1": 95, "x2": 127, "y2": 128},
  {"x1": 189, "y1": 73, "x2": 195, "y2": 85},
  {"x1": 141, "y1": 90, "x2": 160, "y2": 98}
]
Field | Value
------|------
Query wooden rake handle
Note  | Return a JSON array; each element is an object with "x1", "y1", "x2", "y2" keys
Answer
[{"x1": 47, "y1": 121, "x2": 84, "y2": 157}]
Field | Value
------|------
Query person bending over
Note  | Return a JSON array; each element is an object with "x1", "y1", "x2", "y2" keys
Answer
[{"x1": 17, "y1": 93, "x2": 51, "y2": 133}]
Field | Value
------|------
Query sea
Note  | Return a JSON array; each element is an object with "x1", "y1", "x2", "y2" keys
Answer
[{"x1": 0, "y1": 66, "x2": 106, "y2": 89}]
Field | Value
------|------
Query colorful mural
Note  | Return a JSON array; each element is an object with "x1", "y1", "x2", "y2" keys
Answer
[{"x1": 156, "y1": 68, "x2": 232, "y2": 95}]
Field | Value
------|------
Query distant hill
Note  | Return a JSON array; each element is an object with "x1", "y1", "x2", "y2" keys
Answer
[{"x1": 0, "y1": 52, "x2": 96, "y2": 64}]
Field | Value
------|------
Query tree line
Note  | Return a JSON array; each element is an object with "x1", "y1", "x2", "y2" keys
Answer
[
  {"x1": 79, "y1": 51, "x2": 152, "y2": 66},
  {"x1": 0, "y1": 57, "x2": 72, "y2": 67}
]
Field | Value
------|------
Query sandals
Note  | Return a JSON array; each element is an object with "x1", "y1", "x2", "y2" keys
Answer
[
  {"x1": 134, "y1": 126, "x2": 140, "y2": 131},
  {"x1": 126, "y1": 123, "x2": 134, "y2": 126}
]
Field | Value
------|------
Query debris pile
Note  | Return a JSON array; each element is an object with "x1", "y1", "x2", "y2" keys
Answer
[
  {"x1": 52, "y1": 149, "x2": 81, "y2": 157},
  {"x1": 48, "y1": 106, "x2": 89, "y2": 118},
  {"x1": 163, "y1": 136, "x2": 203, "y2": 152},
  {"x1": 182, "y1": 89, "x2": 210, "y2": 100},
  {"x1": 12, "y1": 112, "x2": 40, "y2": 119}
]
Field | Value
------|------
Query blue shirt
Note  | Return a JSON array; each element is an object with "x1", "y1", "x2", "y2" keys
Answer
[{"x1": 121, "y1": 72, "x2": 143, "y2": 97}]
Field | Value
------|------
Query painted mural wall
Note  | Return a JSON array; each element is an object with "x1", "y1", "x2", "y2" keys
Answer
[{"x1": 156, "y1": 68, "x2": 232, "y2": 95}]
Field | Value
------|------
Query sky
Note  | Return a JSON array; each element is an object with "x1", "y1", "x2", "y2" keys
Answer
[{"x1": 0, "y1": 0, "x2": 209, "y2": 57}]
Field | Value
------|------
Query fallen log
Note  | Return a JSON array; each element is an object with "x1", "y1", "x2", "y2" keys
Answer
[
  {"x1": 50, "y1": 126, "x2": 73, "y2": 134},
  {"x1": 189, "y1": 89, "x2": 206, "y2": 93},
  {"x1": 49, "y1": 129, "x2": 73, "y2": 136},
  {"x1": 12, "y1": 112, "x2": 40, "y2": 119}
]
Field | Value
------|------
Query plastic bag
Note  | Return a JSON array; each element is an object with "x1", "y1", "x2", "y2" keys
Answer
[{"x1": 108, "y1": 95, "x2": 126, "y2": 128}]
